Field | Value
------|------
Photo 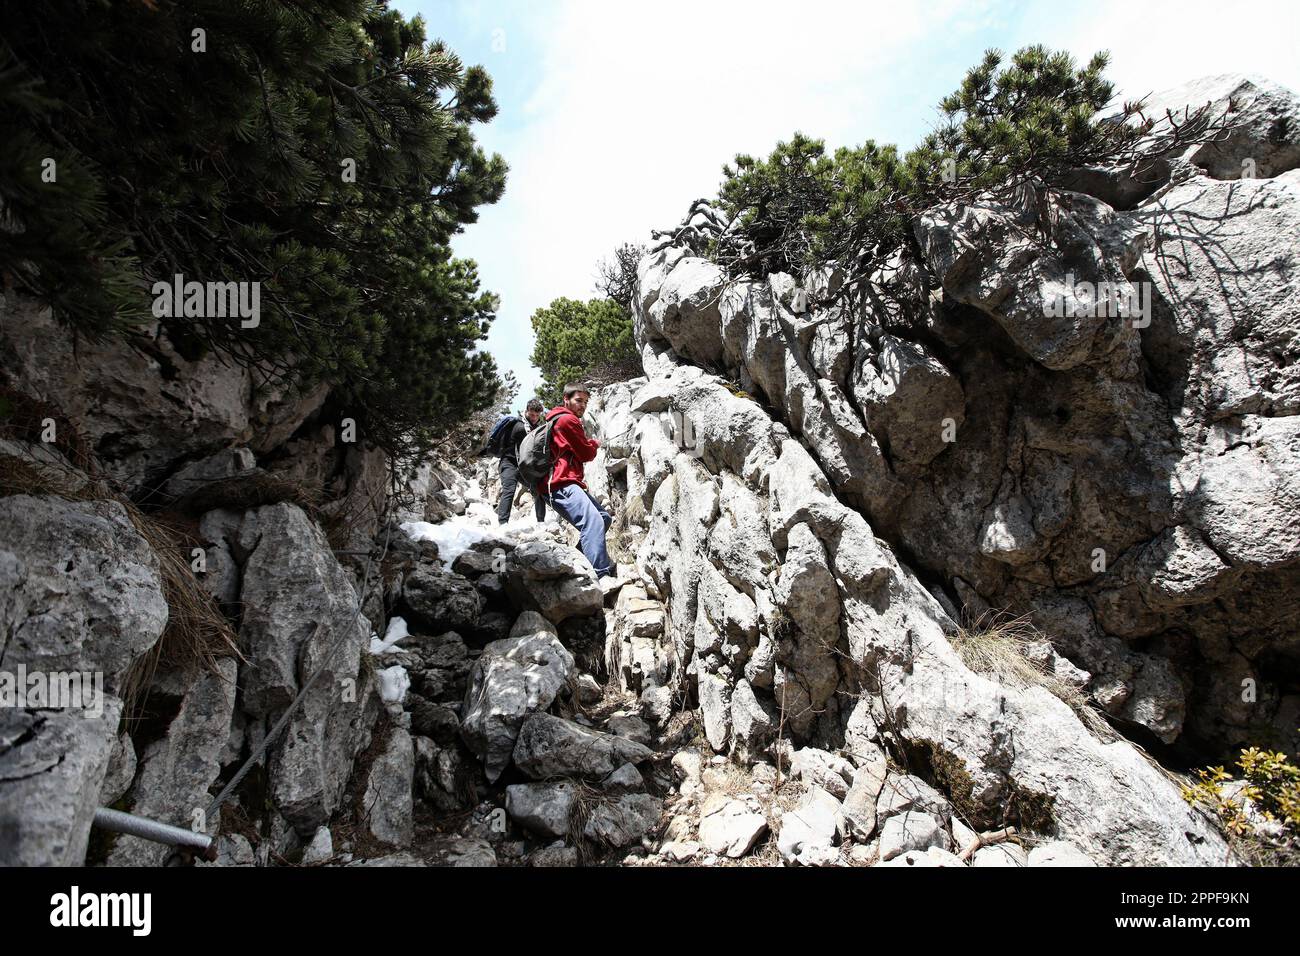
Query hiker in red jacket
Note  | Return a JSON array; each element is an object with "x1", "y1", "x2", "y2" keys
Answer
[{"x1": 537, "y1": 383, "x2": 615, "y2": 579}]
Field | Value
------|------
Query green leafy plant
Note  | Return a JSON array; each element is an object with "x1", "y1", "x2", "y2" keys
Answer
[{"x1": 1182, "y1": 739, "x2": 1300, "y2": 864}]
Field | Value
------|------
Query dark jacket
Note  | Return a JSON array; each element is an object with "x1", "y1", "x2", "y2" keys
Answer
[{"x1": 500, "y1": 417, "x2": 529, "y2": 463}]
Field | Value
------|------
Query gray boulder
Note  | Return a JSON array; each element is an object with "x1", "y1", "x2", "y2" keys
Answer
[
  {"x1": 402, "y1": 563, "x2": 482, "y2": 633},
  {"x1": 606, "y1": 714, "x2": 654, "y2": 747},
  {"x1": 776, "y1": 786, "x2": 842, "y2": 865},
  {"x1": 512, "y1": 713, "x2": 652, "y2": 780},
  {"x1": 602, "y1": 762, "x2": 645, "y2": 793},
  {"x1": 1132, "y1": 74, "x2": 1300, "y2": 181},
  {"x1": 916, "y1": 188, "x2": 1144, "y2": 371},
  {"x1": 302, "y1": 827, "x2": 334, "y2": 865},
  {"x1": 789, "y1": 748, "x2": 856, "y2": 800},
  {"x1": 0, "y1": 700, "x2": 123, "y2": 866},
  {"x1": 505, "y1": 782, "x2": 578, "y2": 839},
  {"x1": 232, "y1": 504, "x2": 376, "y2": 834},
  {"x1": 504, "y1": 540, "x2": 603, "y2": 623},
  {"x1": 0, "y1": 495, "x2": 168, "y2": 680},
  {"x1": 840, "y1": 760, "x2": 887, "y2": 843},
  {"x1": 584, "y1": 793, "x2": 662, "y2": 849},
  {"x1": 413, "y1": 736, "x2": 473, "y2": 813},
  {"x1": 460, "y1": 613, "x2": 575, "y2": 782},
  {"x1": 360, "y1": 726, "x2": 415, "y2": 847},
  {"x1": 875, "y1": 774, "x2": 953, "y2": 824},
  {"x1": 107, "y1": 659, "x2": 239, "y2": 866},
  {"x1": 0, "y1": 494, "x2": 168, "y2": 865},
  {"x1": 698, "y1": 795, "x2": 768, "y2": 858},
  {"x1": 643, "y1": 257, "x2": 727, "y2": 366},
  {"x1": 505, "y1": 782, "x2": 660, "y2": 849},
  {"x1": 878, "y1": 811, "x2": 952, "y2": 862}
]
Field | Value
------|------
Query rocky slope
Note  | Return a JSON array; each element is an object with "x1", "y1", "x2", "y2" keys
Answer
[
  {"x1": 1, "y1": 73, "x2": 1295, "y2": 868},
  {"x1": 633, "y1": 73, "x2": 1300, "y2": 763}
]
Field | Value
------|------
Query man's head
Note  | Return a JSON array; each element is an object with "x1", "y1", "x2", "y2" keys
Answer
[
  {"x1": 524, "y1": 397, "x2": 544, "y2": 426},
  {"x1": 562, "y1": 383, "x2": 590, "y2": 417}
]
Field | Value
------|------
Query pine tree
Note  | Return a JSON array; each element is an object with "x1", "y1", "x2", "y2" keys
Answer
[
  {"x1": 529, "y1": 297, "x2": 638, "y2": 406},
  {"x1": 0, "y1": 0, "x2": 508, "y2": 459},
  {"x1": 713, "y1": 46, "x2": 1151, "y2": 296}
]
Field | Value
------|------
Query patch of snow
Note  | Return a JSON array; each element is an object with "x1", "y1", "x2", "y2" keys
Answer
[
  {"x1": 377, "y1": 665, "x2": 410, "y2": 704},
  {"x1": 401, "y1": 517, "x2": 504, "y2": 570},
  {"x1": 464, "y1": 501, "x2": 497, "y2": 525},
  {"x1": 369, "y1": 616, "x2": 408, "y2": 655}
]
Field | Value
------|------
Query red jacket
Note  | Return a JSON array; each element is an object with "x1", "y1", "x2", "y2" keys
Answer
[{"x1": 537, "y1": 406, "x2": 599, "y2": 493}]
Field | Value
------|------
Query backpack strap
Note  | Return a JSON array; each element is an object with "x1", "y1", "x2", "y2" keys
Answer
[{"x1": 542, "y1": 409, "x2": 572, "y2": 502}]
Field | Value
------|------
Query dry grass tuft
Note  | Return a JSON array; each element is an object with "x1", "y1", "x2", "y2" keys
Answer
[
  {"x1": 0, "y1": 453, "x2": 100, "y2": 500},
  {"x1": 951, "y1": 609, "x2": 1117, "y2": 742},
  {"x1": 0, "y1": 383, "x2": 100, "y2": 477},
  {"x1": 118, "y1": 497, "x2": 241, "y2": 724},
  {"x1": 174, "y1": 470, "x2": 323, "y2": 517},
  {"x1": 0, "y1": 395, "x2": 240, "y2": 723}
]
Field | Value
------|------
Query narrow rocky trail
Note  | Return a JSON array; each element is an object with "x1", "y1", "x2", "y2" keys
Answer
[{"x1": 348, "y1": 418, "x2": 1117, "y2": 868}]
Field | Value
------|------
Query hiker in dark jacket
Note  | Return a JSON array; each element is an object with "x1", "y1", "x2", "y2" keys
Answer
[
  {"x1": 535, "y1": 383, "x2": 614, "y2": 578},
  {"x1": 491, "y1": 398, "x2": 545, "y2": 524}
]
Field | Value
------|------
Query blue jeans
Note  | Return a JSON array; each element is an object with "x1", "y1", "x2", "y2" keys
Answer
[{"x1": 549, "y1": 483, "x2": 613, "y2": 577}]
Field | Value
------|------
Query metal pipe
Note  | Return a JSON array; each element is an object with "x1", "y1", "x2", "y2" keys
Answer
[{"x1": 93, "y1": 808, "x2": 217, "y2": 861}]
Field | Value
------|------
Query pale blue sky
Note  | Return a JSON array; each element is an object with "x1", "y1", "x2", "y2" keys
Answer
[{"x1": 394, "y1": 0, "x2": 1300, "y2": 401}]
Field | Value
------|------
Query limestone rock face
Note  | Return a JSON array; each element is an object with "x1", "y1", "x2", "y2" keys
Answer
[
  {"x1": 1128, "y1": 74, "x2": 1300, "y2": 182},
  {"x1": 0, "y1": 294, "x2": 326, "y2": 494},
  {"x1": 4, "y1": 70, "x2": 1296, "y2": 873},
  {"x1": 606, "y1": 352, "x2": 1230, "y2": 862},
  {"x1": 106, "y1": 660, "x2": 239, "y2": 866},
  {"x1": 608, "y1": 141, "x2": 1300, "y2": 860},
  {"x1": 0, "y1": 495, "x2": 168, "y2": 681},
  {"x1": 222, "y1": 503, "x2": 378, "y2": 833},
  {"x1": 0, "y1": 701, "x2": 123, "y2": 866},
  {"x1": 0, "y1": 494, "x2": 168, "y2": 866},
  {"x1": 643, "y1": 257, "x2": 728, "y2": 367},
  {"x1": 624, "y1": 79, "x2": 1300, "y2": 763},
  {"x1": 1054, "y1": 75, "x2": 1300, "y2": 208}
]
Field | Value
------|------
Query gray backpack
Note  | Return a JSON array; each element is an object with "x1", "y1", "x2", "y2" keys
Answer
[{"x1": 516, "y1": 409, "x2": 566, "y2": 488}]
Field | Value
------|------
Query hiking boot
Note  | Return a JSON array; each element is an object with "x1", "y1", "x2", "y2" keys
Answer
[{"x1": 599, "y1": 571, "x2": 625, "y2": 605}]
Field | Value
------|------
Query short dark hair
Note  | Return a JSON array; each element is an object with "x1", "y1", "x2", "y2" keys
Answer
[
  {"x1": 526, "y1": 398, "x2": 544, "y2": 413},
  {"x1": 563, "y1": 383, "x2": 590, "y2": 400}
]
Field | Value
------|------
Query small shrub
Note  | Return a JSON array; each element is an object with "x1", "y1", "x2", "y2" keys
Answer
[{"x1": 1182, "y1": 742, "x2": 1300, "y2": 865}]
